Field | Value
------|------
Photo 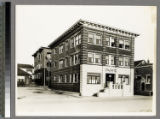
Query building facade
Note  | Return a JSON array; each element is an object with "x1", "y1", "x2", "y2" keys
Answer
[
  {"x1": 134, "y1": 60, "x2": 153, "y2": 96},
  {"x1": 49, "y1": 20, "x2": 139, "y2": 96},
  {"x1": 17, "y1": 64, "x2": 34, "y2": 87},
  {"x1": 32, "y1": 47, "x2": 51, "y2": 86}
]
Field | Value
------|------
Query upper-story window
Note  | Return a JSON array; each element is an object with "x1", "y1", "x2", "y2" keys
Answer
[
  {"x1": 59, "y1": 45, "x2": 64, "y2": 54},
  {"x1": 88, "y1": 33, "x2": 102, "y2": 45},
  {"x1": 110, "y1": 55, "x2": 116, "y2": 65},
  {"x1": 105, "y1": 37, "x2": 110, "y2": 46},
  {"x1": 88, "y1": 34, "x2": 94, "y2": 44},
  {"x1": 87, "y1": 52, "x2": 101, "y2": 64},
  {"x1": 125, "y1": 40, "x2": 130, "y2": 50},
  {"x1": 75, "y1": 54, "x2": 80, "y2": 65},
  {"x1": 96, "y1": 35, "x2": 102, "y2": 45},
  {"x1": 105, "y1": 55, "x2": 109, "y2": 65},
  {"x1": 119, "y1": 39, "x2": 124, "y2": 49},
  {"x1": 69, "y1": 55, "x2": 74, "y2": 66},
  {"x1": 124, "y1": 57, "x2": 130, "y2": 66},
  {"x1": 119, "y1": 56, "x2": 124, "y2": 66},
  {"x1": 54, "y1": 47, "x2": 58, "y2": 54},
  {"x1": 70, "y1": 38, "x2": 74, "y2": 48},
  {"x1": 110, "y1": 37, "x2": 116, "y2": 47},
  {"x1": 65, "y1": 40, "x2": 69, "y2": 51},
  {"x1": 65, "y1": 57, "x2": 69, "y2": 67},
  {"x1": 75, "y1": 34, "x2": 81, "y2": 46},
  {"x1": 59, "y1": 60, "x2": 64, "y2": 69},
  {"x1": 38, "y1": 54, "x2": 41, "y2": 60},
  {"x1": 94, "y1": 54, "x2": 101, "y2": 64},
  {"x1": 88, "y1": 53, "x2": 94, "y2": 63}
]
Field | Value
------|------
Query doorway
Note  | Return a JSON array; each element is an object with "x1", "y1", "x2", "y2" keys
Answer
[{"x1": 106, "y1": 73, "x2": 115, "y2": 87}]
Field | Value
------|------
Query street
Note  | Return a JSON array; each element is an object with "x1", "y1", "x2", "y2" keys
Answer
[{"x1": 16, "y1": 86, "x2": 153, "y2": 116}]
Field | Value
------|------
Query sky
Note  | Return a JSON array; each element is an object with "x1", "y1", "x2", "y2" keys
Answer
[{"x1": 16, "y1": 5, "x2": 156, "y2": 65}]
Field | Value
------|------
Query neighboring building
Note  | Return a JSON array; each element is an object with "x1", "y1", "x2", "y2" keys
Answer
[
  {"x1": 17, "y1": 64, "x2": 34, "y2": 86},
  {"x1": 32, "y1": 47, "x2": 51, "y2": 86},
  {"x1": 134, "y1": 60, "x2": 153, "y2": 96},
  {"x1": 48, "y1": 19, "x2": 139, "y2": 97}
]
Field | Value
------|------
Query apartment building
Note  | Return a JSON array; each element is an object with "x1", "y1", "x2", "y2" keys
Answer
[
  {"x1": 32, "y1": 47, "x2": 51, "y2": 86},
  {"x1": 134, "y1": 60, "x2": 153, "y2": 96},
  {"x1": 48, "y1": 20, "x2": 139, "y2": 96}
]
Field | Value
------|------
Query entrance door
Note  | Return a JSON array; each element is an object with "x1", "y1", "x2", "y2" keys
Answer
[
  {"x1": 106, "y1": 73, "x2": 115, "y2": 87},
  {"x1": 141, "y1": 82, "x2": 145, "y2": 91}
]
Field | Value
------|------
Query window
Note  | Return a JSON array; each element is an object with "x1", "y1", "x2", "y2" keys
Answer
[
  {"x1": 53, "y1": 61, "x2": 57, "y2": 68},
  {"x1": 88, "y1": 53, "x2": 94, "y2": 63},
  {"x1": 110, "y1": 55, "x2": 115, "y2": 65},
  {"x1": 88, "y1": 33, "x2": 102, "y2": 45},
  {"x1": 59, "y1": 60, "x2": 64, "y2": 69},
  {"x1": 94, "y1": 54, "x2": 101, "y2": 64},
  {"x1": 119, "y1": 57, "x2": 123, "y2": 66},
  {"x1": 78, "y1": 34, "x2": 81, "y2": 44},
  {"x1": 70, "y1": 38, "x2": 74, "y2": 48},
  {"x1": 95, "y1": 35, "x2": 102, "y2": 45},
  {"x1": 146, "y1": 75, "x2": 151, "y2": 84},
  {"x1": 125, "y1": 40, "x2": 130, "y2": 50},
  {"x1": 105, "y1": 37, "x2": 110, "y2": 46},
  {"x1": 119, "y1": 39, "x2": 124, "y2": 48},
  {"x1": 59, "y1": 45, "x2": 64, "y2": 54},
  {"x1": 105, "y1": 55, "x2": 109, "y2": 65},
  {"x1": 54, "y1": 47, "x2": 58, "y2": 54},
  {"x1": 87, "y1": 53, "x2": 101, "y2": 64},
  {"x1": 124, "y1": 57, "x2": 130, "y2": 66},
  {"x1": 65, "y1": 41, "x2": 69, "y2": 51},
  {"x1": 110, "y1": 37, "x2": 116, "y2": 47},
  {"x1": 75, "y1": 54, "x2": 80, "y2": 65},
  {"x1": 70, "y1": 55, "x2": 74, "y2": 66},
  {"x1": 65, "y1": 57, "x2": 69, "y2": 67},
  {"x1": 119, "y1": 75, "x2": 129, "y2": 85},
  {"x1": 88, "y1": 34, "x2": 94, "y2": 44},
  {"x1": 87, "y1": 73, "x2": 101, "y2": 84}
]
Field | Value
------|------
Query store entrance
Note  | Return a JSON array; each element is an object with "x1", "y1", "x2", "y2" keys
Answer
[{"x1": 105, "y1": 73, "x2": 115, "y2": 87}]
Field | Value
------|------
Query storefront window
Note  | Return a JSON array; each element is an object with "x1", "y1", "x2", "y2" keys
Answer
[
  {"x1": 87, "y1": 73, "x2": 101, "y2": 84},
  {"x1": 119, "y1": 75, "x2": 129, "y2": 85}
]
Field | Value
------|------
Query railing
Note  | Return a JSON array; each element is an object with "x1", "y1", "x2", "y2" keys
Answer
[{"x1": 109, "y1": 82, "x2": 123, "y2": 90}]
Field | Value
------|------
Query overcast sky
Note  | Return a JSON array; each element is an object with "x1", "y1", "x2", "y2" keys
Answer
[{"x1": 16, "y1": 5, "x2": 156, "y2": 65}]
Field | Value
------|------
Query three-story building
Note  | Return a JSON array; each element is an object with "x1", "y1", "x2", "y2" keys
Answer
[
  {"x1": 32, "y1": 47, "x2": 51, "y2": 86},
  {"x1": 48, "y1": 20, "x2": 139, "y2": 96}
]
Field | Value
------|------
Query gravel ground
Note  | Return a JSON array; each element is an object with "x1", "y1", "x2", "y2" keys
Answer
[{"x1": 16, "y1": 86, "x2": 153, "y2": 116}]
